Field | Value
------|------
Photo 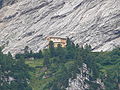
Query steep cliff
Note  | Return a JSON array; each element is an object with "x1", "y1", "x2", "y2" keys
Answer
[
  {"x1": 0, "y1": 0, "x2": 120, "y2": 55},
  {"x1": 0, "y1": 0, "x2": 20, "y2": 8}
]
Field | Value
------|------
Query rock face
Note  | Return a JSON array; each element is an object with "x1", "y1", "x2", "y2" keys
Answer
[
  {"x1": 66, "y1": 64, "x2": 89, "y2": 90},
  {"x1": 66, "y1": 64, "x2": 104, "y2": 90},
  {"x1": 0, "y1": 0, "x2": 20, "y2": 8},
  {"x1": 0, "y1": 0, "x2": 120, "y2": 54}
]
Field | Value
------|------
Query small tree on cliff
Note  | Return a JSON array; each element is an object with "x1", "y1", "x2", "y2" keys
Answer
[{"x1": 49, "y1": 41, "x2": 56, "y2": 57}]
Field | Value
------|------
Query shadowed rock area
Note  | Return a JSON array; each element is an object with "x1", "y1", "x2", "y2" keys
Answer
[
  {"x1": 0, "y1": 0, "x2": 20, "y2": 8},
  {"x1": 0, "y1": 0, "x2": 120, "y2": 54}
]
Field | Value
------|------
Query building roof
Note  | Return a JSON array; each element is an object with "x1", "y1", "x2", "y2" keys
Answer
[{"x1": 47, "y1": 36, "x2": 67, "y2": 40}]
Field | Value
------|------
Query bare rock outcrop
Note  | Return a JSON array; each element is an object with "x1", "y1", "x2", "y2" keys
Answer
[
  {"x1": 66, "y1": 64, "x2": 104, "y2": 90},
  {"x1": 0, "y1": 0, "x2": 120, "y2": 54},
  {"x1": 0, "y1": 0, "x2": 20, "y2": 8}
]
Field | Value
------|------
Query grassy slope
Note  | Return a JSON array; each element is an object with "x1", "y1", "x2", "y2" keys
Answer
[
  {"x1": 25, "y1": 59, "x2": 109, "y2": 90},
  {"x1": 25, "y1": 59, "x2": 75, "y2": 90},
  {"x1": 25, "y1": 52, "x2": 120, "y2": 90},
  {"x1": 25, "y1": 59, "x2": 51, "y2": 90}
]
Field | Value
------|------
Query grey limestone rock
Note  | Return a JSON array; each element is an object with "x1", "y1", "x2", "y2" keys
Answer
[
  {"x1": 0, "y1": 0, "x2": 20, "y2": 8},
  {"x1": 0, "y1": 0, "x2": 120, "y2": 55},
  {"x1": 66, "y1": 64, "x2": 104, "y2": 90}
]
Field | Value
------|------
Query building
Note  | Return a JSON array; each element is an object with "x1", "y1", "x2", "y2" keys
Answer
[{"x1": 46, "y1": 36, "x2": 67, "y2": 48}]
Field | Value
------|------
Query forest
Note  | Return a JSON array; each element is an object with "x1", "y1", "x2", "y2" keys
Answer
[{"x1": 0, "y1": 38, "x2": 120, "y2": 90}]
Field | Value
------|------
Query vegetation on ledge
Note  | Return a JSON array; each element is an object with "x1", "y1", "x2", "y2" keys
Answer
[{"x1": 0, "y1": 38, "x2": 120, "y2": 90}]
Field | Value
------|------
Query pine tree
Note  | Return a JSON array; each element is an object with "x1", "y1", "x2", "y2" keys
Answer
[
  {"x1": 56, "y1": 44, "x2": 65, "y2": 60},
  {"x1": 8, "y1": 52, "x2": 12, "y2": 59},
  {"x1": 43, "y1": 49, "x2": 50, "y2": 67},
  {"x1": 24, "y1": 46, "x2": 29, "y2": 54},
  {"x1": 66, "y1": 38, "x2": 75, "y2": 59},
  {"x1": 39, "y1": 50, "x2": 43, "y2": 58},
  {"x1": 49, "y1": 41, "x2": 56, "y2": 57}
]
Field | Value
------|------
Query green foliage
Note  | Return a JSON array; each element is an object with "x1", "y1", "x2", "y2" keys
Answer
[
  {"x1": 32, "y1": 50, "x2": 43, "y2": 59},
  {"x1": 0, "y1": 47, "x2": 32, "y2": 90},
  {"x1": 28, "y1": 38, "x2": 120, "y2": 90},
  {"x1": 49, "y1": 41, "x2": 56, "y2": 57},
  {"x1": 66, "y1": 38, "x2": 76, "y2": 59},
  {"x1": 41, "y1": 40, "x2": 120, "y2": 90},
  {"x1": 13, "y1": 39, "x2": 120, "y2": 90},
  {"x1": 15, "y1": 49, "x2": 43, "y2": 59},
  {"x1": 95, "y1": 47, "x2": 120, "y2": 90},
  {"x1": 56, "y1": 44, "x2": 66, "y2": 60}
]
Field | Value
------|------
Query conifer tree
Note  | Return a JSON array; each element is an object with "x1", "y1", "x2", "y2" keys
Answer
[
  {"x1": 56, "y1": 44, "x2": 65, "y2": 60},
  {"x1": 66, "y1": 38, "x2": 75, "y2": 59},
  {"x1": 49, "y1": 41, "x2": 56, "y2": 57}
]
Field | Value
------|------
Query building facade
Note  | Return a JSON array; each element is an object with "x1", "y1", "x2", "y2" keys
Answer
[{"x1": 46, "y1": 36, "x2": 67, "y2": 48}]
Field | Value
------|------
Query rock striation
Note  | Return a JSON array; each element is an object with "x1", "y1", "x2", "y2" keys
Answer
[
  {"x1": 0, "y1": 0, "x2": 120, "y2": 55},
  {"x1": 0, "y1": 0, "x2": 20, "y2": 8}
]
